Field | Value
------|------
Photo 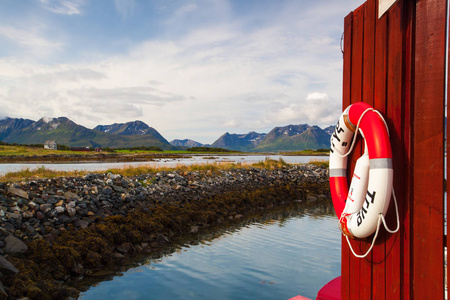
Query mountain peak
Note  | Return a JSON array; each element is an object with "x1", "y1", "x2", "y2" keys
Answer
[
  {"x1": 170, "y1": 139, "x2": 204, "y2": 148},
  {"x1": 93, "y1": 120, "x2": 169, "y2": 144},
  {"x1": 211, "y1": 123, "x2": 331, "y2": 152}
]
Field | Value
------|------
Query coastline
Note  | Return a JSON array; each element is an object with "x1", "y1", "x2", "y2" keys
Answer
[
  {"x1": 0, "y1": 152, "x2": 329, "y2": 164},
  {"x1": 0, "y1": 163, "x2": 330, "y2": 299},
  {"x1": 0, "y1": 153, "x2": 187, "y2": 164}
]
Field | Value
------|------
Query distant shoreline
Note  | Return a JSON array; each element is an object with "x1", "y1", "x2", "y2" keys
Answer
[{"x1": 0, "y1": 152, "x2": 329, "y2": 164}]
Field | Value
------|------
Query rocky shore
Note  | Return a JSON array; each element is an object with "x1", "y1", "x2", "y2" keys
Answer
[{"x1": 0, "y1": 164, "x2": 329, "y2": 299}]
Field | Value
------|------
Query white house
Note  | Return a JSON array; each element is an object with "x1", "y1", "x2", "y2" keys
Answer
[{"x1": 44, "y1": 140, "x2": 57, "y2": 150}]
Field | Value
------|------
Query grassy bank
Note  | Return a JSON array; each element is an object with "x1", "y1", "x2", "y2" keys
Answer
[
  {"x1": 0, "y1": 158, "x2": 328, "y2": 183},
  {"x1": 0, "y1": 144, "x2": 240, "y2": 157},
  {"x1": 0, "y1": 144, "x2": 329, "y2": 162}
]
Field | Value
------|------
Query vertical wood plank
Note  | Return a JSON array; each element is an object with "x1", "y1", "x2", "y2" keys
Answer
[
  {"x1": 384, "y1": 1, "x2": 404, "y2": 299},
  {"x1": 361, "y1": 1, "x2": 376, "y2": 298},
  {"x1": 400, "y1": 2, "x2": 414, "y2": 299},
  {"x1": 350, "y1": 6, "x2": 364, "y2": 104},
  {"x1": 348, "y1": 6, "x2": 365, "y2": 299},
  {"x1": 341, "y1": 11, "x2": 354, "y2": 300},
  {"x1": 413, "y1": 0, "x2": 446, "y2": 299},
  {"x1": 447, "y1": 0, "x2": 450, "y2": 295},
  {"x1": 372, "y1": 1, "x2": 388, "y2": 298}
]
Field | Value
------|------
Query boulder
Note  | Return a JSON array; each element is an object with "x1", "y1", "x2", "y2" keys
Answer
[
  {"x1": 7, "y1": 187, "x2": 28, "y2": 200},
  {"x1": 0, "y1": 255, "x2": 19, "y2": 274},
  {"x1": 5, "y1": 235, "x2": 28, "y2": 254},
  {"x1": 64, "y1": 191, "x2": 80, "y2": 201}
]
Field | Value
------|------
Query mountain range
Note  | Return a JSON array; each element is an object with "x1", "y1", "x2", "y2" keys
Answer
[
  {"x1": 209, "y1": 125, "x2": 332, "y2": 152},
  {"x1": 0, "y1": 117, "x2": 173, "y2": 149},
  {"x1": 0, "y1": 116, "x2": 333, "y2": 152}
]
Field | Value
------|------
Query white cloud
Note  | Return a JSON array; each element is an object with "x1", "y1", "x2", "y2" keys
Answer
[
  {"x1": 39, "y1": 0, "x2": 85, "y2": 15},
  {"x1": 306, "y1": 92, "x2": 329, "y2": 101},
  {"x1": 68, "y1": 86, "x2": 185, "y2": 104},
  {"x1": 0, "y1": 26, "x2": 64, "y2": 58},
  {"x1": 265, "y1": 92, "x2": 341, "y2": 127}
]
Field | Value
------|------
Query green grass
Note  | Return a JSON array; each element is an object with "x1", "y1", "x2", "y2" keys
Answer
[{"x1": 0, "y1": 145, "x2": 101, "y2": 157}]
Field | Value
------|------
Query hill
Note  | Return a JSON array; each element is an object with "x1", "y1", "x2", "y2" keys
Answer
[
  {"x1": 211, "y1": 124, "x2": 331, "y2": 152},
  {"x1": 0, "y1": 117, "x2": 173, "y2": 149},
  {"x1": 254, "y1": 124, "x2": 330, "y2": 152},
  {"x1": 170, "y1": 139, "x2": 204, "y2": 148},
  {"x1": 93, "y1": 120, "x2": 169, "y2": 144},
  {"x1": 211, "y1": 131, "x2": 266, "y2": 152}
]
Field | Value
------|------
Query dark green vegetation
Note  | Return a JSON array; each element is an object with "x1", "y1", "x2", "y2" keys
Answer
[
  {"x1": 187, "y1": 146, "x2": 236, "y2": 153},
  {"x1": 114, "y1": 146, "x2": 163, "y2": 152}
]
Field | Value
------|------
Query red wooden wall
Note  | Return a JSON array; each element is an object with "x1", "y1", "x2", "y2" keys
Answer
[{"x1": 342, "y1": 0, "x2": 447, "y2": 299}]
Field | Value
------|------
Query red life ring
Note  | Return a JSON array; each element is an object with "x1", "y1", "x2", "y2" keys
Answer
[{"x1": 329, "y1": 102, "x2": 393, "y2": 239}]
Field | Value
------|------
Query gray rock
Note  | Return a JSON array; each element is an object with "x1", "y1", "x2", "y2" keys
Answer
[
  {"x1": 112, "y1": 185, "x2": 125, "y2": 193},
  {"x1": 66, "y1": 206, "x2": 76, "y2": 217},
  {"x1": 0, "y1": 280, "x2": 7, "y2": 297},
  {"x1": 71, "y1": 262, "x2": 85, "y2": 275},
  {"x1": 116, "y1": 243, "x2": 132, "y2": 254},
  {"x1": 112, "y1": 252, "x2": 125, "y2": 259},
  {"x1": 54, "y1": 206, "x2": 65, "y2": 214},
  {"x1": 5, "y1": 234, "x2": 28, "y2": 254},
  {"x1": 6, "y1": 212, "x2": 22, "y2": 221},
  {"x1": 306, "y1": 195, "x2": 318, "y2": 203},
  {"x1": 8, "y1": 187, "x2": 29, "y2": 199},
  {"x1": 39, "y1": 203, "x2": 53, "y2": 213},
  {"x1": 64, "y1": 191, "x2": 80, "y2": 201},
  {"x1": 0, "y1": 255, "x2": 18, "y2": 274},
  {"x1": 22, "y1": 211, "x2": 34, "y2": 218},
  {"x1": 103, "y1": 186, "x2": 113, "y2": 195},
  {"x1": 74, "y1": 219, "x2": 90, "y2": 229}
]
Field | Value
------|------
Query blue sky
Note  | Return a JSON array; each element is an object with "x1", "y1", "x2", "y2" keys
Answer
[{"x1": 0, "y1": 0, "x2": 365, "y2": 144}]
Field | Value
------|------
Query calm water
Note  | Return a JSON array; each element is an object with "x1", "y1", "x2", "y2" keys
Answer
[
  {"x1": 78, "y1": 202, "x2": 341, "y2": 300},
  {"x1": 0, "y1": 155, "x2": 328, "y2": 176}
]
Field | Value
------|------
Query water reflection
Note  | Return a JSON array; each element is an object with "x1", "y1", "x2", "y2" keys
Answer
[{"x1": 78, "y1": 200, "x2": 341, "y2": 300}]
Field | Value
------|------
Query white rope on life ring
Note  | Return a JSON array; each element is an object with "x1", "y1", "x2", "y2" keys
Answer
[{"x1": 329, "y1": 102, "x2": 399, "y2": 258}]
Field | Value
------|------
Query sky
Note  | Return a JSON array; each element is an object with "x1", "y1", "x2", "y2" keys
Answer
[{"x1": 0, "y1": 0, "x2": 365, "y2": 144}]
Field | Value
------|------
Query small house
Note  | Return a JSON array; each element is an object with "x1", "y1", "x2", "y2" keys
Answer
[{"x1": 44, "y1": 140, "x2": 57, "y2": 150}]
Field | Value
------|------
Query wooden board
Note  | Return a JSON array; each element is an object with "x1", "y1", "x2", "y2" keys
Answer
[{"x1": 412, "y1": 0, "x2": 446, "y2": 298}]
